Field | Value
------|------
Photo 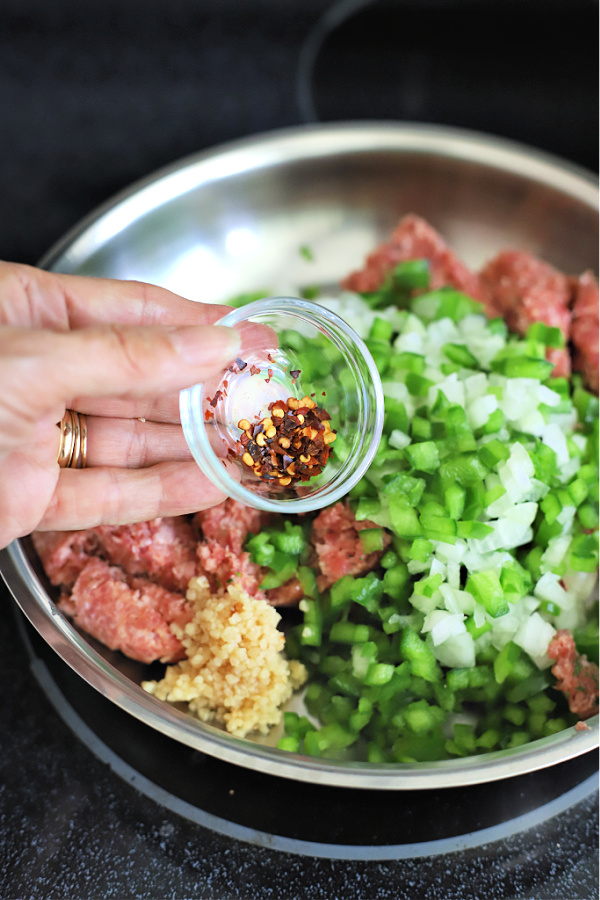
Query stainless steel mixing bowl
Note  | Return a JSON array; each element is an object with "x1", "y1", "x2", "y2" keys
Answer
[{"x1": 1, "y1": 123, "x2": 598, "y2": 789}]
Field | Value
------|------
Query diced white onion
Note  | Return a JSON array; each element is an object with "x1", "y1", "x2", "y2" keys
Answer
[
  {"x1": 540, "y1": 535, "x2": 571, "y2": 574},
  {"x1": 464, "y1": 372, "x2": 489, "y2": 402},
  {"x1": 534, "y1": 572, "x2": 570, "y2": 606},
  {"x1": 439, "y1": 584, "x2": 475, "y2": 615},
  {"x1": 540, "y1": 423, "x2": 569, "y2": 467},
  {"x1": 389, "y1": 429, "x2": 411, "y2": 449},
  {"x1": 427, "y1": 372, "x2": 465, "y2": 408},
  {"x1": 431, "y1": 612, "x2": 467, "y2": 646},
  {"x1": 467, "y1": 394, "x2": 498, "y2": 429},
  {"x1": 382, "y1": 381, "x2": 411, "y2": 402},
  {"x1": 433, "y1": 632, "x2": 476, "y2": 668},
  {"x1": 329, "y1": 290, "x2": 597, "y2": 674},
  {"x1": 513, "y1": 612, "x2": 556, "y2": 668}
]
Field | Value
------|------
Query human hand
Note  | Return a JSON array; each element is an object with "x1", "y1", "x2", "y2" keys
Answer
[{"x1": 0, "y1": 261, "x2": 241, "y2": 548}]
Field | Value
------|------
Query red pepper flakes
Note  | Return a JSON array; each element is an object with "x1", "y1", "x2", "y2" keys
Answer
[
  {"x1": 236, "y1": 396, "x2": 336, "y2": 487},
  {"x1": 250, "y1": 365, "x2": 261, "y2": 376}
]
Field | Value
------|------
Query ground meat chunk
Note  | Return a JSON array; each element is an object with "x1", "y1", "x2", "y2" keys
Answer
[
  {"x1": 341, "y1": 214, "x2": 490, "y2": 308},
  {"x1": 479, "y1": 250, "x2": 572, "y2": 377},
  {"x1": 311, "y1": 502, "x2": 391, "y2": 590},
  {"x1": 194, "y1": 499, "x2": 270, "y2": 555},
  {"x1": 194, "y1": 499, "x2": 271, "y2": 598},
  {"x1": 91, "y1": 517, "x2": 200, "y2": 593},
  {"x1": 575, "y1": 720, "x2": 591, "y2": 732},
  {"x1": 31, "y1": 530, "x2": 99, "y2": 588},
  {"x1": 33, "y1": 517, "x2": 200, "y2": 594},
  {"x1": 197, "y1": 540, "x2": 265, "y2": 598},
  {"x1": 570, "y1": 270, "x2": 599, "y2": 393},
  {"x1": 60, "y1": 558, "x2": 192, "y2": 664},
  {"x1": 547, "y1": 629, "x2": 599, "y2": 720}
]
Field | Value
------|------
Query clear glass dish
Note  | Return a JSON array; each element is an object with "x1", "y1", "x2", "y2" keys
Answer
[{"x1": 179, "y1": 297, "x2": 384, "y2": 513}]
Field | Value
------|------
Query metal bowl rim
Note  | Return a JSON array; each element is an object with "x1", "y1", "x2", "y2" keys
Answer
[
  {"x1": 4, "y1": 121, "x2": 597, "y2": 790},
  {"x1": 39, "y1": 120, "x2": 598, "y2": 273}
]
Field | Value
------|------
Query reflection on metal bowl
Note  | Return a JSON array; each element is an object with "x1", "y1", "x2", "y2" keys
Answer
[{"x1": 1, "y1": 123, "x2": 598, "y2": 789}]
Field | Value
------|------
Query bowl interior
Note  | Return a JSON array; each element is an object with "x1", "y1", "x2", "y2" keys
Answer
[
  {"x1": 6, "y1": 123, "x2": 598, "y2": 789},
  {"x1": 180, "y1": 296, "x2": 384, "y2": 513},
  {"x1": 48, "y1": 126, "x2": 598, "y2": 299}
]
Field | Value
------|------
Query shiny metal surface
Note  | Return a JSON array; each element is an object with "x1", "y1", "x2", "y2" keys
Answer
[{"x1": 2, "y1": 123, "x2": 598, "y2": 788}]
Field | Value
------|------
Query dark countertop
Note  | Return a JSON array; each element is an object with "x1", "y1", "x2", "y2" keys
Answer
[
  {"x1": 0, "y1": 2, "x2": 598, "y2": 897},
  {"x1": 2, "y1": 0, "x2": 597, "y2": 267},
  {"x1": 0, "y1": 0, "x2": 325, "y2": 266}
]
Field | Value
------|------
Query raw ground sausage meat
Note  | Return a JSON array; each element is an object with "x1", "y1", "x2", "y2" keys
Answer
[
  {"x1": 342, "y1": 214, "x2": 598, "y2": 387},
  {"x1": 194, "y1": 499, "x2": 269, "y2": 599},
  {"x1": 570, "y1": 270, "x2": 599, "y2": 393},
  {"x1": 92, "y1": 518, "x2": 200, "y2": 592},
  {"x1": 341, "y1": 214, "x2": 490, "y2": 308},
  {"x1": 311, "y1": 502, "x2": 391, "y2": 590},
  {"x1": 33, "y1": 496, "x2": 392, "y2": 664},
  {"x1": 547, "y1": 629, "x2": 599, "y2": 719},
  {"x1": 196, "y1": 540, "x2": 265, "y2": 599},
  {"x1": 60, "y1": 558, "x2": 193, "y2": 664},
  {"x1": 33, "y1": 517, "x2": 201, "y2": 594},
  {"x1": 194, "y1": 500, "x2": 269, "y2": 555},
  {"x1": 479, "y1": 250, "x2": 572, "y2": 378},
  {"x1": 31, "y1": 530, "x2": 99, "y2": 588}
]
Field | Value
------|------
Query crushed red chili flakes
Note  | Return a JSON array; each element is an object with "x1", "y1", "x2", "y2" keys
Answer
[{"x1": 236, "y1": 396, "x2": 336, "y2": 486}]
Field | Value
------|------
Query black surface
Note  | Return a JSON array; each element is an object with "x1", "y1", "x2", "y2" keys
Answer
[
  {"x1": 304, "y1": 0, "x2": 599, "y2": 174},
  {"x1": 0, "y1": 0, "x2": 325, "y2": 266},
  {"x1": 1, "y1": 1, "x2": 598, "y2": 897},
  {"x1": 22, "y1": 616, "x2": 600, "y2": 848}
]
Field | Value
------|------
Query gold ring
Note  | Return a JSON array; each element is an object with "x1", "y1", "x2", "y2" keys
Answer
[{"x1": 57, "y1": 410, "x2": 88, "y2": 469}]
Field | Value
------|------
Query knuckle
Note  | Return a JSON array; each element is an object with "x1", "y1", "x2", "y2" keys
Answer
[{"x1": 127, "y1": 419, "x2": 148, "y2": 466}]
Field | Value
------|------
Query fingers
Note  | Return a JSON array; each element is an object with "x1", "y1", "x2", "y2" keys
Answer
[
  {"x1": 36, "y1": 461, "x2": 228, "y2": 531},
  {"x1": 60, "y1": 274, "x2": 231, "y2": 329},
  {"x1": 61, "y1": 275, "x2": 231, "y2": 329},
  {"x1": 67, "y1": 320, "x2": 278, "y2": 422},
  {"x1": 85, "y1": 416, "x2": 191, "y2": 467},
  {"x1": 70, "y1": 395, "x2": 181, "y2": 424},
  {"x1": 0, "y1": 261, "x2": 231, "y2": 330},
  {"x1": 0, "y1": 322, "x2": 241, "y2": 425}
]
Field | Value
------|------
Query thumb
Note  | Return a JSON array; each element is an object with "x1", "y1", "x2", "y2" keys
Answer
[{"x1": 0, "y1": 323, "x2": 241, "y2": 416}]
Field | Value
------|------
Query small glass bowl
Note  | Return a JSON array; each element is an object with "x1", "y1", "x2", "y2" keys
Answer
[{"x1": 180, "y1": 297, "x2": 384, "y2": 513}]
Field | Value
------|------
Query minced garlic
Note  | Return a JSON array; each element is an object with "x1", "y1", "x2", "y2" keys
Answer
[{"x1": 142, "y1": 576, "x2": 306, "y2": 737}]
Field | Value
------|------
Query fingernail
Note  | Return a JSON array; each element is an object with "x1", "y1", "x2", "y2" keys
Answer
[{"x1": 170, "y1": 325, "x2": 241, "y2": 367}]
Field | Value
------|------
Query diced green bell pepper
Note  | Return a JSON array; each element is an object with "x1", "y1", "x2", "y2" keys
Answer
[{"x1": 466, "y1": 570, "x2": 508, "y2": 618}]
